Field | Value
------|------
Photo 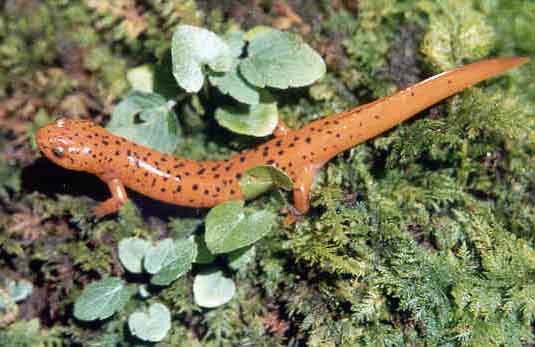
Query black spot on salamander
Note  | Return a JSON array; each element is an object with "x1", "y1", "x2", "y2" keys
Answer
[
  {"x1": 293, "y1": 136, "x2": 300, "y2": 141},
  {"x1": 235, "y1": 173, "x2": 242, "y2": 180},
  {"x1": 174, "y1": 163, "x2": 185, "y2": 169},
  {"x1": 161, "y1": 157, "x2": 167, "y2": 162},
  {"x1": 175, "y1": 186, "x2": 182, "y2": 193},
  {"x1": 278, "y1": 150, "x2": 284, "y2": 155},
  {"x1": 144, "y1": 172, "x2": 149, "y2": 177},
  {"x1": 151, "y1": 178, "x2": 157, "y2": 187},
  {"x1": 160, "y1": 188, "x2": 166, "y2": 193},
  {"x1": 216, "y1": 187, "x2": 221, "y2": 192},
  {"x1": 289, "y1": 162, "x2": 293, "y2": 167},
  {"x1": 305, "y1": 137, "x2": 311, "y2": 144},
  {"x1": 211, "y1": 165, "x2": 221, "y2": 171},
  {"x1": 374, "y1": 115, "x2": 379, "y2": 119},
  {"x1": 115, "y1": 140, "x2": 121, "y2": 145},
  {"x1": 185, "y1": 172, "x2": 191, "y2": 176},
  {"x1": 448, "y1": 80, "x2": 452, "y2": 84},
  {"x1": 334, "y1": 120, "x2": 340, "y2": 125},
  {"x1": 230, "y1": 189, "x2": 236, "y2": 195},
  {"x1": 197, "y1": 168, "x2": 206, "y2": 175},
  {"x1": 336, "y1": 133, "x2": 341, "y2": 138},
  {"x1": 289, "y1": 143, "x2": 295, "y2": 148},
  {"x1": 102, "y1": 140, "x2": 109, "y2": 146},
  {"x1": 225, "y1": 165, "x2": 233, "y2": 171},
  {"x1": 115, "y1": 151, "x2": 120, "y2": 156},
  {"x1": 163, "y1": 177, "x2": 168, "y2": 182},
  {"x1": 302, "y1": 155, "x2": 307, "y2": 160},
  {"x1": 411, "y1": 92, "x2": 415, "y2": 96},
  {"x1": 175, "y1": 174, "x2": 181, "y2": 180},
  {"x1": 275, "y1": 140, "x2": 283, "y2": 147},
  {"x1": 267, "y1": 159, "x2": 275, "y2": 165},
  {"x1": 359, "y1": 122, "x2": 363, "y2": 127},
  {"x1": 204, "y1": 189, "x2": 209, "y2": 195},
  {"x1": 239, "y1": 156, "x2": 246, "y2": 163},
  {"x1": 192, "y1": 184, "x2": 199, "y2": 191},
  {"x1": 214, "y1": 174, "x2": 221, "y2": 179}
]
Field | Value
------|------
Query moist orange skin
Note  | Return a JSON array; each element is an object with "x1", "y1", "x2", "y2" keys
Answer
[{"x1": 36, "y1": 57, "x2": 528, "y2": 217}]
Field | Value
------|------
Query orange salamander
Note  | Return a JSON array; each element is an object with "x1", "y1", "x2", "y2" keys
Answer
[{"x1": 36, "y1": 57, "x2": 529, "y2": 217}]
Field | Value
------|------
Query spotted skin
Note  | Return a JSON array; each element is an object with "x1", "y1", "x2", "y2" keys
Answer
[{"x1": 36, "y1": 57, "x2": 528, "y2": 217}]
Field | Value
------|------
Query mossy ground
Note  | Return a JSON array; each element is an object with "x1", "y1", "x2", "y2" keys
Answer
[{"x1": 1, "y1": 0, "x2": 535, "y2": 346}]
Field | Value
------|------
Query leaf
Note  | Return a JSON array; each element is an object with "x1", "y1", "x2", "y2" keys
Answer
[
  {"x1": 171, "y1": 25, "x2": 233, "y2": 92},
  {"x1": 193, "y1": 270, "x2": 236, "y2": 308},
  {"x1": 107, "y1": 91, "x2": 179, "y2": 153},
  {"x1": 194, "y1": 234, "x2": 216, "y2": 264},
  {"x1": 240, "y1": 165, "x2": 293, "y2": 200},
  {"x1": 7, "y1": 279, "x2": 33, "y2": 303},
  {"x1": 228, "y1": 246, "x2": 256, "y2": 271},
  {"x1": 224, "y1": 31, "x2": 246, "y2": 58},
  {"x1": 128, "y1": 303, "x2": 171, "y2": 342},
  {"x1": 74, "y1": 278, "x2": 133, "y2": 321},
  {"x1": 126, "y1": 64, "x2": 154, "y2": 93},
  {"x1": 118, "y1": 238, "x2": 151, "y2": 273},
  {"x1": 144, "y1": 239, "x2": 178, "y2": 274},
  {"x1": 239, "y1": 30, "x2": 326, "y2": 89},
  {"x1": 209, "y1": 62, "x2": 261, "y2": 104},
  {"x1": 150, "y1": 236, "x2": 197, "y2": 286},
  {"x1": 205, "y1": 200, "x2": 277, "y2": 254},
  {"x1": 215, "y1": 102, "x2": 278, "y2": 137}
]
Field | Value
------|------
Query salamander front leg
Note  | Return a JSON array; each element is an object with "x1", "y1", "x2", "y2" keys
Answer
[{"x1": 94, "y1": 178, "x2": 129, "y2": 217}]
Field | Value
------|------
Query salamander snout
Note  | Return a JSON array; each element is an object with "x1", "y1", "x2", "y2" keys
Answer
[{"x1": 36, "y1": 118, "x2": 97, "y2": 171}]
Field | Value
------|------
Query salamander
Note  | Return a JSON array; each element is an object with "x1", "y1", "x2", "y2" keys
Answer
[{"x1": 36, "y1": 57, "x2": 529, "y2": 217}]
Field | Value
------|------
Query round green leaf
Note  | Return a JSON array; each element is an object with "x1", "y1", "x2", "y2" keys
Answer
[
  {"x1": 205, "y1": 201, "x2": 277, "y2": 254},
  {"x1": 228, "y1": 246, "x2": 256, "y2": 271},
  {"x1": 209, "y1": 62, "x2": 261, "y2": 105},
  {"x1": 224, "y1": 31, "x2": 246, "y2": 58},
  {"x1": 194, "y1": 235, "x2": 216, "y2": 264},
  {"x1": 7, "y1": 279, "x2": 33, "y2": 303},
  {"x1": 150, "y1": 236, "x2": 197, "y2": 286},
  {"x1": 144, "y1": 239, "x2": 177, "y2": 275},
  {"x1": 127, "y1": 64, "x2": 154, "y2": 93},
  {"x1": 172, "y1": 25, "x2": 233, "y2": 93},
  {"x1": 74, "y1": 278, "x2": 133, "y2": 321},
  {"x1": 215, "y1": 102, "x2": 278, "y2": 137},
  {"x1": 240, "y1": 165, "x2": 293, "y2": 200},
  {"x1": 193, "y1": 270, "x2": 236, "y2": 308},
  {"x1": 239, "y1": 30, "x2": 326, "y2": 89},
  {"x1": 118, "y1": 238, "x2": 151, "y2": 273},
  {"x1": 128, "y1": 303, "x2": 171, "y2": 342},
  {"x1": 107, "y1": 91, "x2": 179, "y2": 153}
]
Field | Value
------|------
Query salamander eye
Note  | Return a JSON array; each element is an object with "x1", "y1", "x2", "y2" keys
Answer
[{"x1": 52, "y1": 147, "x2": 65, "y2": 158}]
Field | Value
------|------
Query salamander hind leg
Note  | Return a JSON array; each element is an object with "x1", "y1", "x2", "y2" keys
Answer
[
  {"x1": 292, "y1": 164, "x2": 320, "y2": 214},
  {"x1": 94, "y1": 178, "x2": 129, "y2": 218}
]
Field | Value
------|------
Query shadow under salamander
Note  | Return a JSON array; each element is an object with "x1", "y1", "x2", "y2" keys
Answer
[{"x1": 22, "y1": 157, "x2": 206, "y2": 220}]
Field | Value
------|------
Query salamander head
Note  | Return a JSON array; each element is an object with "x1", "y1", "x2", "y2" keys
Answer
[{"x1": 36, "y1": 118, "x2": 99, "y2": 171}]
